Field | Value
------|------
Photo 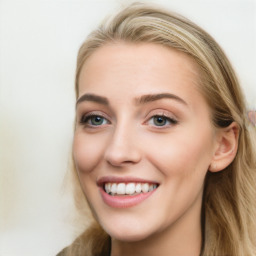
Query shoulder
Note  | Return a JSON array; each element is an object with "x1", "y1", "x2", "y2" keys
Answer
[{"x1": 55, "y1": 223, "x2": 110, "y2": 256}]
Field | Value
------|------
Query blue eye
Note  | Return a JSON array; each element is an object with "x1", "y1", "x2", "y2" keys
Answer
[
  {"x1": 80, "y1": 115, "x2": 108, "y2": 126},
  {"x1": 149, "y1": 115, "x2": 177, "y2": 127}
]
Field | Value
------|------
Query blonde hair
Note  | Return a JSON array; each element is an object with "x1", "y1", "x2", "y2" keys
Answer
[{"x1": 65, "y1": 3, "x2": 256, "y2": 256}]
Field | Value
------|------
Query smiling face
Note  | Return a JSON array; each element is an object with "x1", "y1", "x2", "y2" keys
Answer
[{"x1": 73, "y1": 42, "x2": 218, "y2": 242}]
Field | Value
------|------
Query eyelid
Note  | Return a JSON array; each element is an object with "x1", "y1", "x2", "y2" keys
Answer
[
  {"x1": 79, "y1": 111, "x2": 111, "y2": 125},
  {"x1": 144, "y1": 110, "x2": 178, "y2": 127},
  {"x1": 145, "y1": 109, "x2": 177, "y2": 121}
]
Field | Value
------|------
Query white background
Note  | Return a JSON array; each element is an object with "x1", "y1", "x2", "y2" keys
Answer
[{"x1": 0, "y1": 0, "x2": 255, "y2": 255}]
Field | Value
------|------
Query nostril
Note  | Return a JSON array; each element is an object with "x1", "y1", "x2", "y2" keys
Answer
[
  {"x1": 123, "y1": 160, "x2": 136, "y2": 164},
  {"x1": 104, "y1": 129, "x2": 142, "y2": 166},
  {"x1": 105, "y1": 145, "x2": 142, "y2": 167},
  {"x1": 106, "y1": 159, "x2": 138, "y2": 167}
]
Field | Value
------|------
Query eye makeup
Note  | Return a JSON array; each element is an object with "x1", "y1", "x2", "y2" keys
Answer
[
  {"x1": 79, "y1": 111, "x2": 110, "y2": 127},
  {"x1": 147, "y1": 114, "x2": 178, "y2": 127},
  {"x1": 144, "y1": 109, "x2": 178, "y2": 128}
]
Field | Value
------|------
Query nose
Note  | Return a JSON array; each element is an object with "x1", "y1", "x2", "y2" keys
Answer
[{"x1": 104, "y1": 124, "x2": 142, "y2": 167}]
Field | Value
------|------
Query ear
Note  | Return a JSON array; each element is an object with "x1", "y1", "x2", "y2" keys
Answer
[{"x1": 209, "y1": 122, "x2": 239, "y2": 172}]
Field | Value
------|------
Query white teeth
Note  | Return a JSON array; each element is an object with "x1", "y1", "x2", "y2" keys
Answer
[
  {"x1": 125, "y1": 183, "x2": 135, "y2": 195},
  {"x1": 110, "y1": 183, "x2": 117, "y2": 194},
  {"x1": 142, "y1": 183, "x2": 149, "y2": 193},
  {"x1": 105, "y1": 183, "x2": 111, "y2": 194},
  {"x1": 105, "y1": 182, "x2": 158, "y2": 195},
  {"x1": 135, "y1": 183, "x2": 142, "y2": 193},
  {"x1": 149, "y1": 184, "x2": 154, "y2": 192},
  {"x1": 116, "y1": 183, "x2": 126, "y2": 195}
]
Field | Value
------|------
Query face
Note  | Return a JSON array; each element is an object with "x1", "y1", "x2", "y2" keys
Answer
[{"x1": 73, "y1": 42, "x2": 217, "y2": 242}]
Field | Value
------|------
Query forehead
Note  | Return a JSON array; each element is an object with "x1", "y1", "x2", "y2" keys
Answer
[
  {"x1": 78, "y1": 42, "x2": 207, "y2": 110},
  {"x1": 79, "y1": 42, "x2": 200, "y2": 80}
]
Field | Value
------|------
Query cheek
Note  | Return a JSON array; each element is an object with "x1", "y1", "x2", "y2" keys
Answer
[
  {"x1": 73, "y1": 132, "x2": 106, "y2": 173},
  {"x1": 144, "y1": 127, "x2": 214, "y2": 178}
]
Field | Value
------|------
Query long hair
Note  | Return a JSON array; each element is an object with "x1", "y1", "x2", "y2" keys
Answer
[{"x1": 66, "y1": 3, "x2": 256, "y2": 256}]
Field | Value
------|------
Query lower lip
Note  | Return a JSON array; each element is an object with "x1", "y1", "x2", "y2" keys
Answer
[{"x1": 99, "y1": 187, "x2": 157, "y2": 208}]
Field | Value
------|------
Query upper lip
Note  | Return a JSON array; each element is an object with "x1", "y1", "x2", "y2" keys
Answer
[{"x1": 97, "y1": 176, "x2": 160, "y2": 187}]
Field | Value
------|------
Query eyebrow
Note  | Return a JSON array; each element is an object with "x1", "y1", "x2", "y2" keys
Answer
[
  {"x1": 76, "y1": 93, "x2": 109, "y2": 107},
  {"x1": 135, "y1": 93, "x2": 188, "y2": 106},
  {"x1": 76, "y1": 92, "x2": 188, "y2": 107}
]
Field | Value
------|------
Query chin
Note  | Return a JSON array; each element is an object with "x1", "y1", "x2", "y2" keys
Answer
[
  {"x1": 108, "y1": 230, "x2": 151, "y2": 242},
  {"x1": 100, "y1": 219, "x2": 157, "y2": 242}
]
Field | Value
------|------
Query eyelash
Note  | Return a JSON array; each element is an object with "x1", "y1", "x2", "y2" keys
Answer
[
  {"x1": 79, "y1": 112, "x2": 178, "y2": 128},
  {"x1": 147, "y1": 114, "x2": 178, "y2": 128},
  {"x1": 80, "y1": 113, "x2": 109, "y2": 127}
]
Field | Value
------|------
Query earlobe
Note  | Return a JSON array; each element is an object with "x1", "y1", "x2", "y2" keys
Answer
[{"x1": 209, "y1": 122, "x2": 239, "y2": 172}]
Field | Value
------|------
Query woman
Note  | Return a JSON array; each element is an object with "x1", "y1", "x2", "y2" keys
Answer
[{"x1": 58, "y1": 3, "x2": 256, "y2": 256}]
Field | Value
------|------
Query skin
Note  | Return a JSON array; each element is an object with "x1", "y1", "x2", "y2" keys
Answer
[{"x1": 73, "y1": 42, "x2": 238, "y2": 256}]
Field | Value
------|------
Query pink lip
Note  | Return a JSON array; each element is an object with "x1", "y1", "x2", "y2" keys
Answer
[
  {"x1": 97, "y1": 176, "x2": 159, "y2": 209},
  {"x1": 97, "y1": 176, "x2": 159, "y2": 186},
  {"x1": 99, "y1": 187, "x2": 157, "y2": 208}
]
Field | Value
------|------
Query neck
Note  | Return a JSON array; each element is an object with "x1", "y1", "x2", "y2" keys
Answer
[{"x1": 110, "y1": 197, "x2": 203, "y2": 256}]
